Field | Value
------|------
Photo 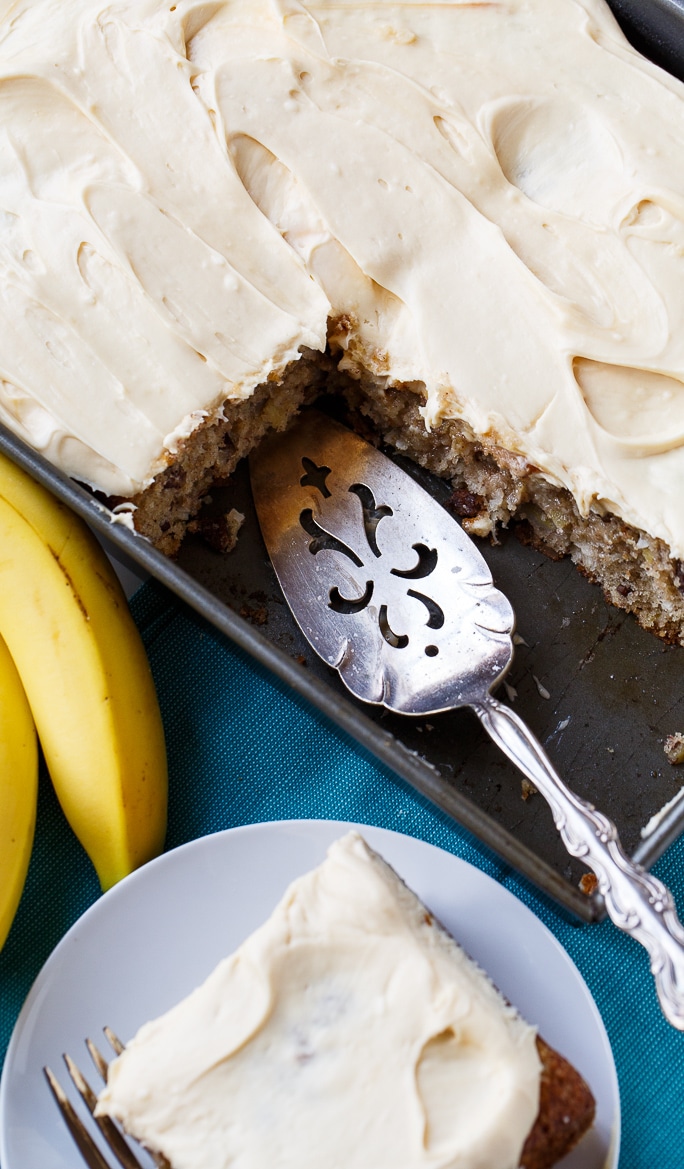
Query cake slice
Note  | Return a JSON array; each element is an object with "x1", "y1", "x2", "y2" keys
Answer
[{"x1": 96, "y1": 833, "x2": 594, "y2": 1169}]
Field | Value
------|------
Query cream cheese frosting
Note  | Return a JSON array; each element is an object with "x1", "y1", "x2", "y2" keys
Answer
[
  {"x1": 96, "y1": 832, "x2": 542, "y2": 1169},
  {"x1": 0, "y1": 0, "x2": 684, "y2": 555}
]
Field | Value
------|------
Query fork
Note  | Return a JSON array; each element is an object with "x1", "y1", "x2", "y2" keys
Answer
[{"x1": 44, "y1": 1029, "x2": 169, "y2": 1169}]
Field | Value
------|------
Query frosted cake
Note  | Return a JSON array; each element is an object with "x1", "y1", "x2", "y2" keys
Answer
[
  {"x1": 1, "y1": 0, "x2": 683, "y2": 640},
  {"x1": 96, "y1": 832, "x2": 595, "y2": 1169}
]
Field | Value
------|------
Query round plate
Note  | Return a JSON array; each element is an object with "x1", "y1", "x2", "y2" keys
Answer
[{"x1": 0, "y1": 821, "x2": 620, "y2": 1168}]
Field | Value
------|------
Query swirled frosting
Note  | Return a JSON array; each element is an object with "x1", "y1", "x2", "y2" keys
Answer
[
  {"x1": 96, "y1": 832, "x2": 541, "y2": 1169},
  {"x1": 0, "y1": 0, "x2": 684, "y2": 556}
]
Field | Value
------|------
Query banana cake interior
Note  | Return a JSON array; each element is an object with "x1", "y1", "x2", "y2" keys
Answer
[{"x1": 127, "y1": 351, "x2": 684, "y2": 648}]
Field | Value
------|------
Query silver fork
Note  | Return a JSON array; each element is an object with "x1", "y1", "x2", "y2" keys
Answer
[{"x1": 44, "y1": 1029, "x2": 169, "y2": 1169}]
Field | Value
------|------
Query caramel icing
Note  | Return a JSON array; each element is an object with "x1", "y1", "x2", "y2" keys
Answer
[
  {"x1": 96, "y1": 832, "x2": 541, "y2": 1168},
  {"x1": 0, "y1": 0, "x2": 683, "y2": 556}
]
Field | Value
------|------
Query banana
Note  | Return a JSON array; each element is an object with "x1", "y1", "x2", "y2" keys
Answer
[
  {"x1": 0, "y1": 451, "x2": 167, "y2": 891},
  {"x1": 0, "y1": 632, "x2": 38, "y2": 950}
]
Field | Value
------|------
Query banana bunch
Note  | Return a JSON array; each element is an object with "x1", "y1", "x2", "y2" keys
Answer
[{"x1": 0, "y1": 451, "x2": 167, "y2": 948}]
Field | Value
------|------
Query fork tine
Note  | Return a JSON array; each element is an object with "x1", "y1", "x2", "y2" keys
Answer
[
  {"x1": 64, "y1": 1053, "x2": 99, "y2": 1111},
  {"x1": 104, "y1": 1026, "x2": 125, "y2": 1056},
  {"x1": 44, "y1": 1066, "x2": 112, "y2": 1169},
  {"x1": 63, "y1": 1053, "x2": 147, "y2": 1169},
  {"x1": 98, "y1": 1030, "x2": 171, "y2": 1169},
  {"x1": 87, "y1": 1036, "x2": 110, "y2": 1083}
]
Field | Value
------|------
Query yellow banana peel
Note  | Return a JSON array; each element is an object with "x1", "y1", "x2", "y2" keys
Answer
[
  {"x1": 0, "y1": 452, "x2": 167, "y2": 891},
  {"x1": 0, "y1": 632, "x2": 38, "y2": 950}
]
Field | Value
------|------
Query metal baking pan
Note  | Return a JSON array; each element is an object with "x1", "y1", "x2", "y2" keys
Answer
[
  {"x1": 1, "y1": 0, "x2": 684, "y2": 922},
  {"x1": 2, "y1": 402, "x2": 684, "y2": 924},
  {"x1": 609, "y1": 0, "x2": 684, "y2": 80}
]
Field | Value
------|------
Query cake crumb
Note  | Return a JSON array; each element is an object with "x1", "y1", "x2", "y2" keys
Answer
[
  {"x1": 462, "y1": 513, "x2": 494, "y2": 538},
  {"x1": 579, "y1": 873, "x2": 598, "y2": 896},
  {"x1": 664, "y1": 733, "x2": 684, "y2": 765},
  {"x1": 521, "y1": 778, "x2": 537, "y2": 801},
  {"x1": 239, "y1": 603, "x2": 268, "y2": 626},
  {"x1": 188, "y1": 507, "x2": 245, "y2": 553}
]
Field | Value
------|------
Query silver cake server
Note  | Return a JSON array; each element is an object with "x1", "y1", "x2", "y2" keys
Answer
[{"x1": 250, "y1": 409, "x2": 684, "y2": 1028}]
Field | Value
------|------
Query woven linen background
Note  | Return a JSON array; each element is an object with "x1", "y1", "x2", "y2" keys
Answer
[{"x1": 1, "y1": 578, "x2": 683, "y2": 1165}]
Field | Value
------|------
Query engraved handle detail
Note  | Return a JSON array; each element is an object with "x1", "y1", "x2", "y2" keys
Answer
[{"x1": 473, "y1": 695, "x2": 684, "y2": 1029}]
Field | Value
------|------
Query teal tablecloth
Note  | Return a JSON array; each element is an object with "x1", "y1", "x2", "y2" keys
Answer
[{"x1": 1, "y1": 578, "x2": 683, "y2": 1164}]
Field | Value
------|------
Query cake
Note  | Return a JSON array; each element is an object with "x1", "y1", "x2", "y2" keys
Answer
[
  {"x1": 1, "y1": 0, "x2": 684, "y2": 642},
  {"x1": 95, "y1": 832, "x2": 595, "y2": 1168}
]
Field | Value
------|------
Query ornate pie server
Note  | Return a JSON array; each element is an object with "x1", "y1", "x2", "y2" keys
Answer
[{"x1": 250, "y1": 410, "x2": 684, "y2": 1028}]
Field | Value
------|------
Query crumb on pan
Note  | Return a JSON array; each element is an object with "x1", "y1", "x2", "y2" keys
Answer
[
  {"x1": 188, "y1": 507, "x2": 245, "y2": 554},
  {"x1": 664, "y1": 733, "x2": 684, "y2": 765},
  {"x1": 579, "y1": 873, "x2": 598, "y2": 897}
]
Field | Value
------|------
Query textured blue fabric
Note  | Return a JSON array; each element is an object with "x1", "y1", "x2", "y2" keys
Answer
[{"x1": 1, "y1": 577, "x2": 683, "y2": 1164}]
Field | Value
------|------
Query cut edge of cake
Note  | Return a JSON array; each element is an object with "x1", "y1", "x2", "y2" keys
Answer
[{"x1": 119, "y1": 339, "x2": 684, "y2": 648}]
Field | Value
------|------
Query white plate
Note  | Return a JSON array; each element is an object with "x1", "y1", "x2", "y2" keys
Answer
[{"x1": 0, "y1": 820, "x2": 620, "y2": 1168}]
